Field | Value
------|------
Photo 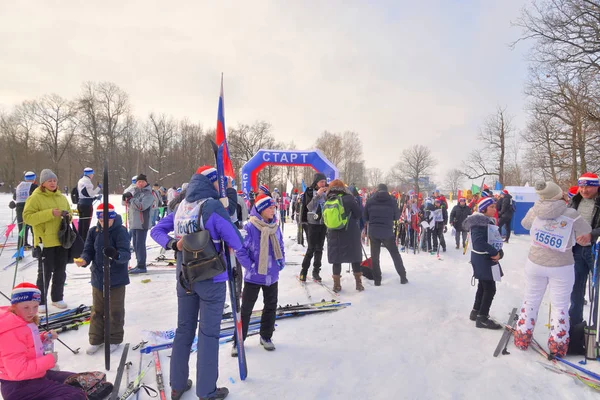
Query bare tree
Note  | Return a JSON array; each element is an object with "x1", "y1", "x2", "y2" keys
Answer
[
  {"x1": 445, "y1": 169, "x2": 464, "y2": 198},
  {"x1": 393, "y1": 145, "x2": 437, "y2": 193},
  {"x1": 31, "y1": 94, "x2": 76, "y2": 175},
  {"x1": 314, "y1": 131, "x2": 344, "y2": 167},
  {"x1": 464, "y1": 106, "x2": 513, "y2": 184},
  {"x1": 146, "y1": 113, "x2": 176, "y2": 182},
  {"x1": 513, "y1": 0, "x2": 600, "y2": 77},
  {"x1": 367, "y1": 167, "x2": 384, "y2": 188}
]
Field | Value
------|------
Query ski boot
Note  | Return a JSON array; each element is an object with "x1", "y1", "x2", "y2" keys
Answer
[{"x1": 476, "y1": 315, "x2": 502, "y2": 330}]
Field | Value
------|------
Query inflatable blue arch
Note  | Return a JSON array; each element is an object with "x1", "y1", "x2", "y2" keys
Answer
[{"x1": 241, "y1": 149, "x2": 339, "y2": 194}]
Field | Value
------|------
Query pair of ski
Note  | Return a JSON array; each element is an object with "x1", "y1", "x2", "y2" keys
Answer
[
  {"x1": 119, "y1": 342, "x2": 160, "y2": 400},
  {"x1": 296, "y1": 276, "x2": 338, "y2": 300}
]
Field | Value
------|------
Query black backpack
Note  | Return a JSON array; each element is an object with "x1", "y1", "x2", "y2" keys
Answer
[{"x1": 70, "y1": 186, "x2": 79, "y2": 204}]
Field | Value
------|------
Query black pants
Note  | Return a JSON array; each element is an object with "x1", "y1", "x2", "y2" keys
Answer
[
  {"x1": 301, "y1": 224, "x2": 327, "y2": 272},
  {"x1": 432, "y1": 223, "x2": 446, "y2": 251},
  {"x1": 333, "y1": 262, "x2": 361, "y2": 275},
  {"x1": 455, "y1": 229, "x2": 468, "y2": 248},
  {"x1": 240, "y1": 281, "x2": 278, "y2": 341},
  {"x1": 77, "y1": 204, "x2": 93, "y2": 242},
  {"x1": 369, "y1": 236, "x2": 407, "y2": 283},
  {"x1": 36, "y1": 246, "x2": 68, "y2": 305},
  {"x1": 15, "y1": 203, "x2": 31, "y2": 247},
  {"x1": 498, "y1": 215, "x2": 512, "y2": 241},
  {"x1": 473, "y1": 280, "x2": 497, "y2": 317},
  {"x1": 421, "y1": 228, "x2": 432, "y2": 252}
]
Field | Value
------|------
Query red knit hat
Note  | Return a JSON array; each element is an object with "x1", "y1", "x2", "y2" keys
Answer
[
  {"x1": 196, "y1": 166, "x2": 218, "y2": 183},
  {"x1": 568, "y1": 186, "x2": 579, "y2": 198},
  {"x1": 255, "y1": 194, "x2": 275, "y2": 213},
  {"x1": 578, "y1": 172, "x2": 599, "y2": 187},
  {"x1": 11, "y1": 282, "x2": 41, "y2": 304},
  {"x1": 96, "y1": 203, "x2": 116, "y2": 219}
]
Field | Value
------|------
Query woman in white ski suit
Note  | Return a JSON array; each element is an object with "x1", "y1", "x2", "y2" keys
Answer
[{"x1": 515, "y1": 181, "x2": 591, "y2": 357}]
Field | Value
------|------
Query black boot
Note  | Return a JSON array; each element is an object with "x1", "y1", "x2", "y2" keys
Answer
[
  {"x1": 312, "y1": 268, "x2": 322, "y2": 282},
  {"x1": 299, "y1": 268, "x2": 308, "y2": 282},
  {"x1": 171, "y1": 379, "x2": 193, "y2": 400},
  {"x1": 469, "y1": 309, "x2": 478, "y2": 321},
  {"x1": 199, "y1": 387, "x2": 229, "y2": 400},
  {"x1": 400, "y1": 276, "x2": 408, "y2": 284},
  {"x1": 476, "y1": 315, "x2": 502, "y2": 330}
]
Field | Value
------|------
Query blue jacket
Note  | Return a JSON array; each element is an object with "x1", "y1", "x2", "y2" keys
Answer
[
  {"x1": 463, "y1": 213, "x2": 504, "y2": 281},
  {"x1": 235, "y1": 207, "x2": 285, "y2": 286},
  {"x1": 81, "y1": 215, "x2": 131, "y2": 290},
  {"x1": 150, "y1": 173, "x2": 243, "y2": 283}
]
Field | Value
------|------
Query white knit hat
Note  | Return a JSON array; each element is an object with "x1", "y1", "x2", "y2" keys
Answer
[{"x1": 535, "y1": 181, "x2": 563, "y2": 200}]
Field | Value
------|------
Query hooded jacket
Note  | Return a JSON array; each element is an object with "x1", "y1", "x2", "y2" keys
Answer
[
  {"x1": 326, "y1": 188, "x2": 363, "y2": 264},
  {"x1": 521, "y1": 200, "x2": 591, "y2": 267},
  {"x1": 150, "y1": 173, "x2": 243, "y2": 284},
  {"x1": 364, "y1": 190, "x2": 400, "y2": 239},
  {"x1": 81, "y1": 215, "x2": 132, "y2": 290},
  {"x1": 0, "y1": 307, "x2": 55, "y2": 381},
  {"x1": 23, "y1": 187, "x2": 72, "y2": 248},
  {"x1": 463, "y1": 213, "x2": 504, "y2": 281},
  {"x1": 235, "y1": 207, "x2": 285, "y2": 286}
]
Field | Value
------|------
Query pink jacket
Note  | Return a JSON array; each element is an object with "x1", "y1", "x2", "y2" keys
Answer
[{"x1": 0, "y1": 306, "x2": 55, "y2": 381}]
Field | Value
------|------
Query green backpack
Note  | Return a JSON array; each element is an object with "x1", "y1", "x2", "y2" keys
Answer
[{"x1": 323, "y1": 194, "x2": 350, "y2": 230}]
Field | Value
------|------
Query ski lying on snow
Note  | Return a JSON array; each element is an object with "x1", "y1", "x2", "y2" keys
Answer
[
  {"x1": 110, "y1": 343, "x2": 130, "y2": 400},
  {"x1": 296, "y1": 276, "x2": 312, "y2": 300},
  {"x1": 493, "y1": 307, "x2": 518, "y2": 357}
]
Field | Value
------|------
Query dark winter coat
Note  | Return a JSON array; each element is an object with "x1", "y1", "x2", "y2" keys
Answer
[
  {"x1": 450, "y1": 204, "x2": 472, "y2": 231},
  {"x1": 498, "y1": 194, "x2": 514, "y2": 218},
  {"x1": 300, "y1": 173, "x2": 327, "y2": 223},
  {"x1": 81, "y1": 215, "x2": 131, "y2": 290},
  {"x1": 364, "y1": 190, "x2": 400, "y2": 239},
  {"x1": 463, "y1": 213, "x2": 504, "y2": 281},
  {"x1": 326, "y1": 189, "x2": 363, "y2": 264},
  {"x1": 569, "y1": 193, "x2": 600, "y2": 242}
]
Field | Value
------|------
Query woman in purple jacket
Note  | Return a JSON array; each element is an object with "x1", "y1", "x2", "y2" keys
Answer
[
  {"x1": 150, "y1": 166, "x2": 242, "y2": 400},
  {"x1": 232, "y1": 194, "x2": 285, "y2": 356}
]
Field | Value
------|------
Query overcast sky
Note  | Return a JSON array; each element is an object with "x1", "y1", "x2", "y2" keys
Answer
[{"x1": 0, "y1": 1, "x2": 531, "y2": 185}]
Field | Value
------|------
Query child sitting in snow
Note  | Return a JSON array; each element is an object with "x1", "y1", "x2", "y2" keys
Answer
[
  {"x1": 0, "y1": 283, "x2": 111, "y2": 400},
  {"x1": 75, "y1": 203, "x2": 131, "y2": 355},
  {"x1": 233, "y1": 194, "x2": 285, "y2": 355}
]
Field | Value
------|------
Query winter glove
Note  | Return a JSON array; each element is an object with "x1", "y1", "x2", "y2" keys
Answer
[
  {"x1": 103, "y1": 246, "x2": 118, "y2": 260},
  {"x1": 97, "y1": 183, "x2": 102, "y2": 189},
  {"x1": 8, "y1": 200, "x2": 16, "y2": 209},
  {"x1": 443, "y1": 226, "x2": 447, "y2": 233},
  {"x1": 277, "y1": 259, "x2": 284, "y2": 271},
  {"x1": 95, "y1": 195, "x2": 102, "y2": 202},
  {"x1": 122, "y1": 192, "x2": 133, "y2": 202}
]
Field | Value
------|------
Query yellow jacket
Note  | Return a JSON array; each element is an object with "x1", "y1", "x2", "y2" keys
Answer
[{"x1": 23, "y1": 187, "x2": 71, "y2": 248}]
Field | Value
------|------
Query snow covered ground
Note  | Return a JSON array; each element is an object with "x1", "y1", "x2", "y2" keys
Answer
[{"x1": 1, "y1": 193, "x2": 599, "y2": 400}]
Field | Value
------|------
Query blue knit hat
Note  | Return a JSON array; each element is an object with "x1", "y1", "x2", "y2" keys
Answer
[
  {"x1": 24, "y1": 171, "x2": 36, "y2": 181},
  {"x1": 11, "y1": 282, "x2": 41, "y2": 304},
  {"x1": 478, "y1": 197, "x2": 495, "y2": 213},
  {"x1": 259, "y1": 184, "x2": 270, "y2": 195},
  {"x1": 83, "y1": 167, "x2": 94, "y2": 176},
  {"x1": 255, "y1": 194, "x2": 275, "y2": 213}
]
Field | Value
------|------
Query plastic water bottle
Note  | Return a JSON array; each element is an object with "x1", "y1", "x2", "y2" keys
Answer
[{"x1": 43, "y1": 335, "x2": 54, "y2": 354}]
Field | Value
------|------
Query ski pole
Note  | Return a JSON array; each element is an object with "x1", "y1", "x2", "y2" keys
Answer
[{"x1": 0, "y1": 288, "x2": 80, "y2": 354}]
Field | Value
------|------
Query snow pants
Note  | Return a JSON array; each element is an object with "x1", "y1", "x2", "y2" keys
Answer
[
  {"x1": 0, "y1": 370, "x2": 86, "y2": 400},
  {"x1": 171, "y1": 279, "x2": 226, "y2": 398},
  {"x1": 473, "y1": 279, "x2": 496, "y2": 317},
  {"x1": 36, "y1": 246, "x2": 68, "y2": 305},
  {"x1": 569, "y1": 244, "x2": 596, "y2": 326},
  {"x1": 432, "y1": 223, "x2": 446, "y2": 251},
  {"x1": 89, "y1": 286, "x2": 126, "y2": 345},
  {"x1": 239, "y1": 281, "x2": 278, "y2": 341},
  {"x1": 514, "y1": 259, "x2": 574, "y2": 357}
]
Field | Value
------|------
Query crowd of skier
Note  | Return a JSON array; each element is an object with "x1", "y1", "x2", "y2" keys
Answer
[{"x1": 1, "y1": 164, "x2": 600, "y2": 399}]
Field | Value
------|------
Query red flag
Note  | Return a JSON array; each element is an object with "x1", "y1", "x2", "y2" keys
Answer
[
  {"x1": 3, "y1": 223, "x2": 15, "y2": 238},
  {"x1": 216, "y1": 74, "x2": 235, "y2": 178}
]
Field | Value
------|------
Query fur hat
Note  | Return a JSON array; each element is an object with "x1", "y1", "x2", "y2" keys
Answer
[
  {"x1": 535, "y1": 181, "x2": 563, "y2": 201},
  {"x1": 40, "y1": 169, "x2": 57, "y2": 184},
  {"x1": 255, "y1": 194, "x2": 275, "y2": 213},
  {"x1": 477, "y1": 197, "x2": 495, "y2": 213},
  {"x1": 195, "y1": 166, "x2": 218, "y2": 183},
  {"x1": 578, "y1": 172, "x2": 599, "y2": 187},
  {"x1": 11, "y1": 282, "x2": 41, "y2": 304}
]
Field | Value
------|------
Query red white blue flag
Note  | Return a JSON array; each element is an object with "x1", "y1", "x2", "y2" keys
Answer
[{"x1": 216, "y1": 74, "x2": 235, "y2": 178}]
